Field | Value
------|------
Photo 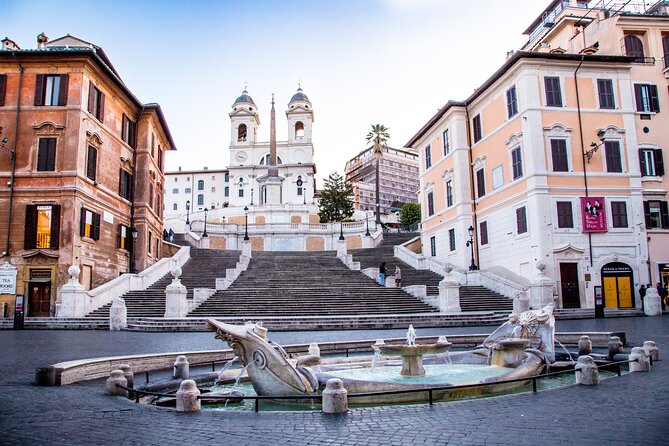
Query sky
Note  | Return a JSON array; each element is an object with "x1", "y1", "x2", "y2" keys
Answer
[{"x1": 3, "y1": 0, "x2": 545, "y2": 186}]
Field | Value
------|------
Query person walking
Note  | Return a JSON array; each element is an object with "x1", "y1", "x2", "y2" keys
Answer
[
  {"x1": 394, "y1": 266, "x2": 402, "y2": 288},
  {"x1": 168, "y1": 228, "x2": 175, "y2": 243},
  {"x1": 639, "y1": 284, "x2": 646, "y2": 311},
  {"x1": 657, "y1": 282, "x2": 667, "y2": 311},
  {"x1": 379, "y1": 262, "x2": 387, "y2": 286}
]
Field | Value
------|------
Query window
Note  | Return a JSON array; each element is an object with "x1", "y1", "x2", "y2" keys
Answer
[
  {"x1": 119, "y1": 170, "x2": 133, "y2": 200},
  {"x1": 506, "y1": 86, "x2": 518, "y2": 118},
  {"x1": 644, "y1": 201, "x2": 669, "y2": 229},
  {"x1": 211, "y1": 187, "x2": 216, "y2": 193},
  {"x1": 604, "y1": 141, "x2": 623, "y2": 173},
  {"x1": 472, "y1": 114, "x2": 482, "y2": 143},
  {"x1": 37, "y1": 137, "x2": 56, "y2": 171},
  {"x1": 173, "y1": 203, "x2": 178, "y2": 211},
  {"x1": 623, "y1": 34, "x2": 645, "y2": 62},
  {"x1": 224, "y1": 186, "x2": 229, "y2": 197},
  {"x1": 148, "y1": 231, "x2": 152, "y2": 254},
  {"x1": 511, "y1": 146, "x2": 523, "y2": 180},
  {"x1": 544, "y1": 77, "x2": 562, "y2": 107},
  {"x1": 639, "y1": 148, "x2": 665, "y2": 177},
  {"x1": 86, "y1": 145, "x2": 97, "y2": 181},
  {"x1": 224, "y1": 173, "x2": 229, "y2": 182},
  {"x1": 551, "y1": 139, "x2": 569, "y2": 172},
  {"x1": 260, "y1": 155, "x2": 283, "y2": 165},
  {"x1": 516, "y1": 206, "x2": 527, "y2": 234},
  {"x1": 634, "y1": 84, "x2": 660, "y2": 113},
  {"x1": 172, "y1": 188, "x2": 179, "y2": 194},
  {"x1": 197, "y1": 180, "x2": 204, "y2": 191},
  {"x1": 427, "y1": 191, "x2": 434, "y2": 216},
  {"x1": 664, "y1": 34, "x2": 669, "y2": 68},
  {"x1": 238, "y1": 123, "x2": 247, "y2": 141},
  {"x1": 24, "y1": 204, "x2": 60, "y2": 250},
  {"x1": 197, "y1": 194, "x2": 204, "y2": 206},
  {"x1": 476, "y1": 168, "x2": 486, "y2": 198},
  {"x1": 480, "y1": 221, "x2": 488, "y2": 246},
  {"x1": 184, "y1": 187, "x2": 191, "y2": 194},
  {"x1": 430, "y1": 236, "x2": 436, "y2": 257},
  {"x1": 597, "y1": 79, "x2": 615, "y2": 109},
  {"x1": 87, "y1": 82, "x2": 105, "y2": 122},
  {"x1": 446, "y1": 180, "x2": 453, "y2": 207},
  {"x1": 295, "y1": 121, "x2": 305, "y2": 139},
  {"x1": 556, "y1": 202, "x2": 573, "y2": 228},
  {"x1": 0, "y1": 74, "x2": 6, "y2": 106},
  {"x1": 443, "y1": 129, "x2": 450, "y2": 155},
  {"x1": 121, "y1": 114, "x2": 137, "y2": 148},
  {"x1": 158, "y1": 147, "x2": 163, "y2": 172},
  {"x1": 118, "y1": 225, "x2": 131, "y2": 250},
  {"x1": 80, "y1": 208, "x2": 101, "y2": 240},
  {"x1": 34, "y1": 74, "x2": 68, "y2": 106},
  {"x1": 611, "y1": 202, "x2": 628, "y2": 228},
  {"x1": 425, "y1": 145, "x2": 432, "y2": 169},
  {"x1": 448, "y1": 229, "x2": 456, "y2": 251},
  {"x1": 149, "y1": 184, "x2": 154, "y2": 209}
]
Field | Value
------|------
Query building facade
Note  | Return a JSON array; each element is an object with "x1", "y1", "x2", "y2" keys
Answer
[
  {"x1": 0, "y1": 34, "x2": 175, "y2": 316},
  {"x1": 344, "y1": 146, "x2": 419, "y2": 214}
]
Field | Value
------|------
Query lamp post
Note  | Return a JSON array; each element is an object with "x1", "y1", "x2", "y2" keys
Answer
[
  {"x1": 130, "y1": 227, "x2": 138, "y2": 273},
  {"x1": 185, "y1": 200, "x2": 191, "y2": 225},
  {"x1": 365, "y1": 208, "x2": 370, "y2": 236},
  {"x1": 243, "y1": 206, "x2": 249, "y2": 241},
  {"x1": 338, "y1": 207, "x2": 345, "y2": 241},
  {"x1": 466, "y1": 225, "x2": 478, "y2": 271},
  {"x1": 203, "y1": 207, "x2": 209, "y2": 238}
]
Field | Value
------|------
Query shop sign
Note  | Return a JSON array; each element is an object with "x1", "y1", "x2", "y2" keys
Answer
[
  {"x1": 0, "y1": 262, "x2": 17, "y2": 294},
  {"x1": 30, "y1": 269, "x2": 52, "y2": 279},
  {"x1": 581, "y1": 197, "x2": 607, "y2": 233}
]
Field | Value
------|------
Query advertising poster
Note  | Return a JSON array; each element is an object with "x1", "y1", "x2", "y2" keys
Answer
[{"x1": 581, "y1": 197, "x2": 607, "y2": 232}]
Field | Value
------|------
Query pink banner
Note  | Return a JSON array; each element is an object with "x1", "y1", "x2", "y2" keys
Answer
[{"x1": 581, "y1": 197, "x2": 607, "y2": 232}]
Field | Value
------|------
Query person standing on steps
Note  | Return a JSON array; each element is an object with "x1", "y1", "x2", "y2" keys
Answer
[
  {"x1": 394, "y1": 266, "x2": 402, "y2": 288},
  {"x1": 379, "y1": 262, "x2": 387, "y2": 286}
]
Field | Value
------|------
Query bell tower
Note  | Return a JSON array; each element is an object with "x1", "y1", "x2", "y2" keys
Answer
[
  {"x1": 229, "y1": 89, "x2": 259, "y2": 149},
  {"x1": 286, "y1": 86, "x2": 314, "y2": 145}
]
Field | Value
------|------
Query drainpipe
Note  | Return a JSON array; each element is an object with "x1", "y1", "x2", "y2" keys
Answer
[
  {"x1": 130, "y1": 107, "x2": 143, "y2": 273},
  {"x1": 464, "y1": 104, "x2": 480, "y2": 270},
  {"x1": 5, "y1": 53, "x2": 23, "y2": 257},
  {"x1": 574, "y1": 55, "x2": 594, "y2": 267}
]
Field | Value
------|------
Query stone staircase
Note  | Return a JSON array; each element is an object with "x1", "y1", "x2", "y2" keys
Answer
[
  {"x1": 85, "y1": 249, "x2": 241, "y2": 318},
  {"x1": 350, "y1": 232, "x2": 513, "y2": 313},
  {"x1": 188, "y1": 250, "x2": 438, "y2": 318}
]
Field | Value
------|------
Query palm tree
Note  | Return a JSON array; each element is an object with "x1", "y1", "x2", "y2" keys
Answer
[{"x1": 365, "y1": 124, "x2": 390, "y2": 225}]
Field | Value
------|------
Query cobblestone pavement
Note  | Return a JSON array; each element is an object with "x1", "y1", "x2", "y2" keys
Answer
[{"x1": 1, "y1": 317, "x2": 668, "y2": 445}]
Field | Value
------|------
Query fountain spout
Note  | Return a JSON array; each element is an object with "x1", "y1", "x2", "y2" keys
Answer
[{"x1": 406, "y1": 325, "x2": 417, "y2": 347}]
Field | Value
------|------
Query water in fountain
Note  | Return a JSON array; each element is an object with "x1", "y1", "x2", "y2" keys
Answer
[
  {"x1": 218, "y1": 356, "x2": 239, "y2": 375},
  {"x1": 234, "y1": 364, "x2": 248, "y2": 387},
  {"x1": 554, "y1": 339, "x2": 575, "y2": 362},
  {"x1": 370, "y1": 351, "x2": 380, "y2": 369}
]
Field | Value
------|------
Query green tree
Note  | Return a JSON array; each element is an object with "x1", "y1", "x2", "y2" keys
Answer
[
  {"x1": 399, "y1": 202, "x2": 421, "y2": 229},
  {"x1": 318, "y1": 172, "x2": 354, "y2": 223}
]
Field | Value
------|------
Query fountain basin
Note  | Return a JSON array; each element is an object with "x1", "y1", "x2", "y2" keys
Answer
[{"x1": 377, "y1": 342, "x2": 452, "y2": 376}]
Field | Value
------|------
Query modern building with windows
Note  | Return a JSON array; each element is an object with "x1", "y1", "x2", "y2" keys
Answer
[
  {"x1": 344, "y1": 146, "x2": 419, "y2": 215},
  {"x1": 0, "y1": 34, "x2": 175, "y2": 316},
  {"x1": 407, "y1": 0, "x2": 668, "y2": 311}
]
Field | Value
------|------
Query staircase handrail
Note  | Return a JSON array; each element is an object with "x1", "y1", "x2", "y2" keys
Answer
[{"x1": 466, "y1": 268, "x2": 530, "y2": 299}]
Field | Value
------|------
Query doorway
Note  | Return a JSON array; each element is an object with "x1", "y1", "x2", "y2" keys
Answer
[
  {"x1": 28, "y1": 282, "x2": 51, "y2": 316},
  {"x1": 601, "y1": 262, "x2": 634, "y2": 308},
  {"x1": 559, "y1": 263, "x2": 580, "y2": 308}
]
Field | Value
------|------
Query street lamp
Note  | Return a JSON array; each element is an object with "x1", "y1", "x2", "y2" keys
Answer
[
  {"x1": 130, "y1": 227, "x2": 139, "y2": 273},
  {"x1": 203, "y1": 207, "x2": 209, "y2": 237},
  {"x1": 338, "y1": 207, "x2": 345, "y2": 241},
  {"x1": 185, "y1": 200, "x2": 191, "y2": 225},
  {"x1": 365, "y1": 208, "x2": 371, "y2": 236},
  {"x1": 243, "y1": 206, "x2": 249, "y2": 241},
  {"x1": 466, "y1": 225, "x2": 478, "y2": 271}
]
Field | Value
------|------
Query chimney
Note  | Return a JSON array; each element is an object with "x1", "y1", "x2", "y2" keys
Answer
[
  {"x1": 2, "y1": 38, "x2": 20, "y2": 51},
  {"x1": 37, "y1": 32, "x2": 48, "y2": 50}
]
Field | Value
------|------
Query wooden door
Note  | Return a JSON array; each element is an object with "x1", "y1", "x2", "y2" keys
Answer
[
  {"x1": 560, "y1": 263, "x2": 580, "y2": 308},
  {"x1": 618, "y1": 276, "x2": 633, "y2": 308},
  {"x1": 28, "y1": 283, "x2": 51, "y2": 316},
  {"x1": 603, "y1": 276, "x2": 618, "y2": 308}
]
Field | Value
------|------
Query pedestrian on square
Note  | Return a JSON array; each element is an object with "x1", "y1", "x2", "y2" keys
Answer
[
  {"x1": 639, "y1": 284, "x2": 646, "y2": 311},
  {"x1": 394, "y1": 266, "x2": 402, "y2": 288},
  {"x1": 379, "y1": 262, "x2": 387, "y2": 286},
  {"x1": 657, "y1": 282, "x2": 667, "y2": 311},
  {"x1": 168, "y1": 228, "x2": 174, "y2": 243},
  {"x1": 162, "y1": 228, "x2": 168, "y2": 241}
]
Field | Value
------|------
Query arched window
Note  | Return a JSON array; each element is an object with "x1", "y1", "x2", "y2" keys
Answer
[
  {"x1": 237, "y1": 123, "x2": 247, "y2": 142},
  {"x1": 624, "y1": 35, "x2": 645, "y2": 62},
  {"x1": 259, "y1": 154, "x2": 283, "y2": 165},
  {"x1": 295, "y1": 121, "x2": 305, "y2": 139},
  {"x1": 173, "y1": 203, "x2": 178, "y2": 211},
  {"x1": 197, "y1": 194, "x2": 204, "y2": 206},
  {"x1": 197, "y1": 180, "x2": 204, "y2": 190}
]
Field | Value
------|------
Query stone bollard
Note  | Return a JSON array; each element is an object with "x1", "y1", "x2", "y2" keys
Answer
[
  {"x1": 643, "y1": 287, "x2": 662, "y2": 316},
  {"x1": 308, "y1": 343, "x2": 320, "y2": 357},
  {"x1": 578, "y1": 336, "x2": 592, "y2": 356},
  {"x1": 174, "y1": 355, "x2": 190, "y2": 379},
  {"x1": 629, "y1": 347, "x2": 651, "y2": 373},
  {"x1": 642, "y1": 341, "x2": 660, "y2": 362},
  {"x1": 322, "y1": 378, "x2": 348, "y2": 414},
  {"x1": 608, "y1": 336, "x2": 624, "y2": 360},
  {"x1": 109, "y1": 297, "x2": 127, "y2": 331},
  {"x1": 105, "y1": 370, "x2": 128, "y2": 397},
  {"x1": 575, "y1": 355, "x2": 600, "y2": 386},
  {"x1": 118, "y1": 364, "x2": 134, "y2": 389},
  {"x1": 176, "y1": 379, "x2": 201, "y2": 412}
]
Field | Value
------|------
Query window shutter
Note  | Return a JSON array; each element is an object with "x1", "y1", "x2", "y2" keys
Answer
[
  {"x1": 639, "y1": 149, "x2": 647, "y2": 176},
  {"x1": 47, "y1": 138, "x2": 56, "y2": 171},
  {"x1": 80, "y1": 207, "x2": 87, "y2": 237},
  {"x1": 87, "y1": 81, "x2": 95, "y2": 114},
  {"x1": 130, "y1": 120, "x2": 136, "y2": 148},
  {"x1": 92, "y1": 212, "x2": 101, "y2": 240},
  {"x1": 121, "y1": 114, "x2": 127, "y2": 142},
  {"x1": 649, "y1": 85, "x2": 660, "y2": 113},
  {"x1": 37, "y1": 139, "x2": 47, "y2": 171},
  {"x1": 634, "y1": 84, "x2": 644, "y2": 111},
  {"x1": 0, "y1": 74, "x2": 6, "y2": 106},
  {"x1": 98, "y1": 92, "x2": 105, "y2": 122},
  {"x1": 654, "y1": 149, "x2": 664, "y2": 176},
  {"x1": 119, "y1": 169, "x2": 124, "y2": 196},
  {"x1": 58, "y1": 74, "x2": 68, "y2": 106},
  {"x1": 117, "y1": 224, "x2": 122, "y2": 249},
  {"x1": 644, "y1": 201, "x2": 652, "y2": 228},
  {"x1": 50, "y1": 205, "x2": 61, "y2": 250},
  {"x1": 34, "y1": 74, "x2": 45, "y2": 106},
  {"x1": 87, "y1": 147, "x2": 97, "y2": 181},
  {"x1": 661, "y1": 201, "x2": 669, "y2": 229},
  {"x1": 24, "y1": 205, "x2": 38, "y2": 249}
]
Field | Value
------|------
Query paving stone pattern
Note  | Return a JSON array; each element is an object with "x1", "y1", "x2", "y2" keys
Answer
[{"x1": 1, "y1": 317, "x2": 668, "y2": 445}]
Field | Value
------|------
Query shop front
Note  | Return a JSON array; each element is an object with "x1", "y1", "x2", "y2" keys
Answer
[{"x1": 601, "y1": 262, "x2": 634, "y2": 309}]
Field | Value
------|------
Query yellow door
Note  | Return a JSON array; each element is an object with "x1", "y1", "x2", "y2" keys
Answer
[
  {"x1": 618, "y1": 277, "x2": 632, "y2": 308},
  {"x1": 603, "y1": 276, "x2": 618, "y2": 308}
]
